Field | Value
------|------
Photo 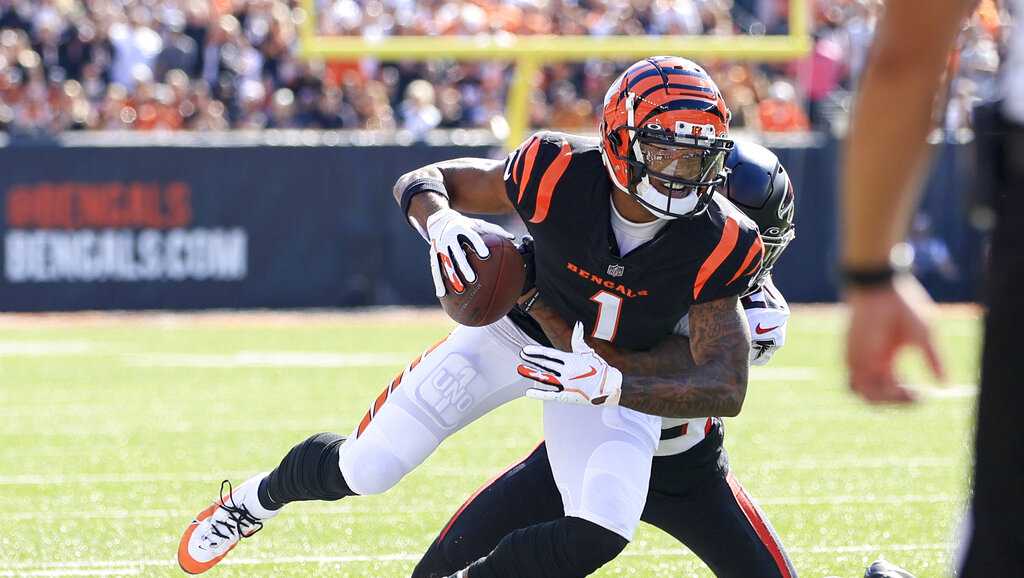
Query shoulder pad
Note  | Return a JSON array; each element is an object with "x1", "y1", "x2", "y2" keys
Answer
[
  {"x1": 503, "y1": 132, "x2": 600, "y2": 223},
  {"x1": 691, "y1": 198, "x2": 764, "y2": 303}
]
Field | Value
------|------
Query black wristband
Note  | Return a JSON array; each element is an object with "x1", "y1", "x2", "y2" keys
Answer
[
  {"x1": 400, "y1": 178, "x2": 448, "y2": 216},
  {"x1": 840, "y1": 265, "x2": 897, "y2": 289}
]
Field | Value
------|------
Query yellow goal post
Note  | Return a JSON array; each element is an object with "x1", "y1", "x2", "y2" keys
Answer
[{"x1": 298, "y1": 0, "x2": 811, "y2": 150}]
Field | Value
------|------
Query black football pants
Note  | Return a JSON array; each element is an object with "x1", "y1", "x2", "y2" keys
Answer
[
  {"x1": 959, "y1": 115, "x2": 1024, "y2": 576},
  {"x1": 413, "y1": 425, "x2": 795, "y2": 578}
]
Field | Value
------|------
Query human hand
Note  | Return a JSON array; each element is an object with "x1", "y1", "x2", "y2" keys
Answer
[
  {"x1": 518, "y1": 322, "x2": 623, "y2": 406},
  {"x1": 845, "y1": 275, "x2": 946, "y2": 403},
  {"x1": 426, "y1": 208, "x2": 514, "y2": 298}
]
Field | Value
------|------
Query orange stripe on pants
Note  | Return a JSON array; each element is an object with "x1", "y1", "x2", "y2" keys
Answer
[
  {"x1": 726, "y1": 472, "x2": 794, "y2": 578},
  {"x1": 356, "y1": 334, "x2": 449, "y2": 438}
]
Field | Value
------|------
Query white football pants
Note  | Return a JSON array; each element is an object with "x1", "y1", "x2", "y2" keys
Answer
[{"x1": 337, "y1": 316, "x2": 660, "y2": 540}]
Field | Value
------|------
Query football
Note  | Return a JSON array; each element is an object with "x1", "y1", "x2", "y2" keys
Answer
[{"x1": 439, "y1": 232, "x2": 526, "y2": 327}]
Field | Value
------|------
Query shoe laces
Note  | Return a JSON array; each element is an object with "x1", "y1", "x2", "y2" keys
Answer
[{"x1": 208, "y1": 480, "x2": 264, "y2": 544}]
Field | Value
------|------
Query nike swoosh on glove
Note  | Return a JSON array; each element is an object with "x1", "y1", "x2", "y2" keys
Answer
[
  {"x1": 426, "y1": 208, "x2": 514, "y2": 298},
  {"x1": 517, "y1": 322, "x2": 623, "y2": 406}
]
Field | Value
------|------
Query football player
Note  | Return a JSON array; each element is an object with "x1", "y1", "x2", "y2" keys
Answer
[
  {"x1": 413, "y1": 140, "x2": 797, "y2": 578},
  {"x1": 178, "y1": 57, "x2": 765, "y2": 577}
]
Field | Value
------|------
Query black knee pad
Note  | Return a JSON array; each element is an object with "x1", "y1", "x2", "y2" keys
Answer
[
  {"x1": 560, "y1": 517, "x2": 627, "y2": 575},
  {"x1": 466, "y1": 516, "x2": 627, "y2": 578},
  {"x1": 263, "y1": 432, "x2": 354, "y2": 506}
]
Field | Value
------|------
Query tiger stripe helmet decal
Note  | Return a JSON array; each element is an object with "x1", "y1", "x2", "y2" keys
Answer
[{"x1": 600, "y1": 57, "x2": 734, "y2": 220}]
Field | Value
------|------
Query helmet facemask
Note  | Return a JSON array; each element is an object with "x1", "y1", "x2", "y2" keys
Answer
[
  {"x1": 610, "y1": 95, "x2": 733, "y2": 220},
  {"x1": 752, "y1": 226, "x2": 795, "y2": 287},
  {"x1": 599, "y1": 58, "x2": 734, "y2": 219}
]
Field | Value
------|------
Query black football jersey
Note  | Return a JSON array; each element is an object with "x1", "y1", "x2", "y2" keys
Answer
[{"x1": 504, "y1": 131, "x2": 763, "y2": 351}]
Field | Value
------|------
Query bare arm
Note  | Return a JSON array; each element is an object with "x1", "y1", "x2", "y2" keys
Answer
[
  {"x1": 392, "y1": 158, "x2": 515, "y2": 233},
  {"x1": 526, "y1": 293, "x2": 748, "y2": 418},
  {"x1": 841, "y1": 0, "x2": 969, "y2": 402},
  {"x1": 595, "y1": 335, "x2": 696, "y2": 377},
  {"x1": 841, "y1": 0, "x2": 972, "y2": 269},
  {"x1": 617, "y1": 296, "x2": 749, "y2": 418}
]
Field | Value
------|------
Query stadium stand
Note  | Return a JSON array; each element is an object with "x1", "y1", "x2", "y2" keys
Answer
[{"x1": 0, "y1": 0, "x2": 1005, "y2": 136}]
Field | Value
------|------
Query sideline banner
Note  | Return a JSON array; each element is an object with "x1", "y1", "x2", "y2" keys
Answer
[
  {"x1": 0, "y1": 146, "x2": 490, "y2": 311},
  {"x1": 0, "y1": 142, "x2": 978, "y2": 310}
]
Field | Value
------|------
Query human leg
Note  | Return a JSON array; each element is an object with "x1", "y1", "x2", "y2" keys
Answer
[
  {"x1": 455, "y1": 403, "x2": 660, "y2": 577},
  {"x1": 413, "y1": 443, "x2": 563, "y2": 578},
  {"x1": 178, "y1": 319, "x2": 535, "y2": 573}
]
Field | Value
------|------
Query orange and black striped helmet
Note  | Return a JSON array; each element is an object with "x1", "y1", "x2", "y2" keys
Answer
[{"x1": 600, "y1": 57, "x2": 734, "y2": 219}]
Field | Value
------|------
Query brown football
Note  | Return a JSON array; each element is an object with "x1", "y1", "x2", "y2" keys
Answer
[{"x1": 439, "y1": 233, "x2": 526, "y2": 327}]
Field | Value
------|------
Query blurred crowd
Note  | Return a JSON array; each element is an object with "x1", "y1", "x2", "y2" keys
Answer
[{"x1": 0, "y1": 0, "x2": 1009, "y2": 136}]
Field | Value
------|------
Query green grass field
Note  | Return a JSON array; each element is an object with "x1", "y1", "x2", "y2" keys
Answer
[{"x1": 0, "y1": 306, "x2": 978, "y2": 577}]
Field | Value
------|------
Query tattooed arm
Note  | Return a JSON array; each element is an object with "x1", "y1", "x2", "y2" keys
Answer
[
  {"x1": 617, "y1": 297, "x2": 749, "y2": 418},
  {"x1": 526, "y1": 293, "x2": 749, "y2": 418}
]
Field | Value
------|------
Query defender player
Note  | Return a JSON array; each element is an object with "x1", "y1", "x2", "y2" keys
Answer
[
  {"x1": 414, "y1": 140, "x2": 797, "y2": 578},
  {"x1": 178, "y1": 57, "x2": 764, "y2": 577}
]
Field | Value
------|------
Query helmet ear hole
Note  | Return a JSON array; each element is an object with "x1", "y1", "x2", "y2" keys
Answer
[{"x1": 608, "y1": 129, "x2": 621, "y2": 148}]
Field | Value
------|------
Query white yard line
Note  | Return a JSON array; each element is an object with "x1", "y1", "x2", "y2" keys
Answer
[
  {"x1": 637, "y1": 543, "x2": 952, "y2": 555},
  {"x1": 757, "y1": 494, "x2": 960, "y2": 505},
  {"x1": 1, "y1": 509, "x2": 191, "y2": 520},
  {"x1": 0, "y1": 341, "x2": 95, "y2": 356},
  {"x1": 0, "y1": 308, "x2": 452, "y2": 328},
  {"x1": 0, "y1": 472, "x2": 256, "y2": 485},
  {"x1": 123, "y1": 351, "x2": 411, "y2": 368},
  {"x1": 0, "y1": 569, "x2": 141, "y2": 577},
  {"x1": 0, "y1": 493, "x2": 961, "y2": 521},
  {"x1": 917, "y1": 384, "x2": 978, "y2": 398},
  {"x1": 0, "y1": 469, "x2": 506, "y2": 485},
  {"x1": 111, "y1": 352, "x2": 823, "y2": 378},
  {"x1": 0, "y1": 543, "x2": 953, "y2": 573},
  {"x1": 0, "y1": 457, "x2": 962, "y2": 487},
  {"x1": 0, "y1": 509, "x2": 438, "y2": 521},
  {"x1": 0, "y1": 456, "x2": 961, "y2": 486},
  {"x1": 770, "y1": 456, "x2": 958, "y2": 469}
]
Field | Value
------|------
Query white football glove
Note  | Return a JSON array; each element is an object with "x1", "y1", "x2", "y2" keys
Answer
[
  {"x1": 426, "y1": 208, "x2": 514, "y2": 298},
  {"x1": 518, "y1": 322, "x2": 623, "y2": 406}
]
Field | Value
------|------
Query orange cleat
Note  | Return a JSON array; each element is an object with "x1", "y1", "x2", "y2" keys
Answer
[{"x1": 178, "y1": 474, "x2": 276, "y2": 574}]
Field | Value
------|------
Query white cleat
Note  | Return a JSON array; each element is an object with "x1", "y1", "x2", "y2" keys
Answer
[{"x1": 177, "y1": 474, "x2": 278, "y2": 574}]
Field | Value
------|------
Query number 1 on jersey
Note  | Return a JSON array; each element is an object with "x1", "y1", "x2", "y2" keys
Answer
[{"x1": 590, "y1": 290, "x2": 623, "y2": 341}]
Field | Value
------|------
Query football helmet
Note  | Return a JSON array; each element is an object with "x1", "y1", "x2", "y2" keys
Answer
[
  {"x1": 600, "y1": 56, "x2": 734, "y2": 219},
  {"x1": 723, "y1": 139, "x2": 796, "y2": 287}
]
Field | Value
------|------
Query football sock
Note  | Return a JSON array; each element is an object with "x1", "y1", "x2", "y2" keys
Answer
[
  {"x1": 257, "y1": 432, "x2": 355, "y2": 511},
  {"x1": 461, "y1": 516, "x2": 626, "y2": 578}
]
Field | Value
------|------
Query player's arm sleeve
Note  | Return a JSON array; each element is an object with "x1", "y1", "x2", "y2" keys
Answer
[
  {"x1": 502, "y1": 131, "x2": 573, "y2": 221},
  {"x1": 692, "y1": 221, "x2": 765, "y2": 304}
]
